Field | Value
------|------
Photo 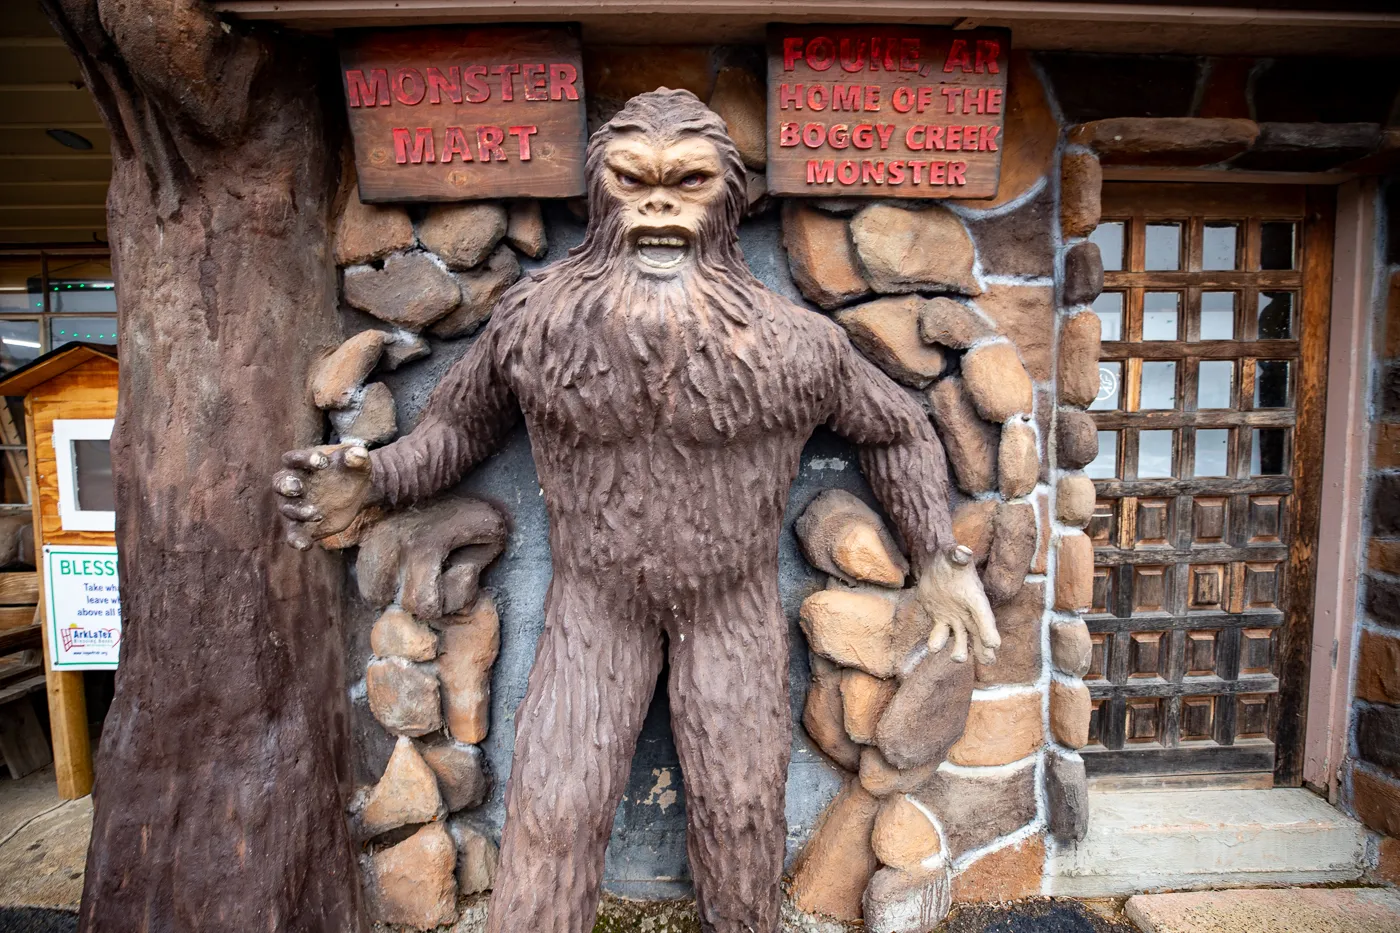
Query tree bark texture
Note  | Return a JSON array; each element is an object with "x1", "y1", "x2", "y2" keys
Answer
[{"x1": 39, "y1": 2, "x2": 365, "y2": 930}]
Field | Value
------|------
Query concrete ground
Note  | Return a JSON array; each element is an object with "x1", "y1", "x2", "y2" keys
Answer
[
  {"x1": 1125, "y1": 887, "x2": 1400, "y2": 933},
  {"x1": 0, "y1": 764, "x2": 91, "y2": 912}
]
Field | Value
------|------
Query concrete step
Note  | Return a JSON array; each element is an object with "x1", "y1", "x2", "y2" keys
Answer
[
  {"x1": 1044, "y1": 788, "x2": 1368, "y2": 897},
  {"x1": 1125, "y1": 887, "x2": 1400, "y2": 933}
]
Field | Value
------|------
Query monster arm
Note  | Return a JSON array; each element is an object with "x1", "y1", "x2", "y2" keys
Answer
[{"x1": 369, "y1": 320, "x2": 519, "y2": 507}]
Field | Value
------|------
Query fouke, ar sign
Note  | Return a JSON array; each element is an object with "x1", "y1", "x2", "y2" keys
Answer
[
  {"x1": 340, "y1": 26, "x2": 588, "y2": 202},
  {"x1": 766, "y1": 25, "x2": 1011, "y2": 199}
]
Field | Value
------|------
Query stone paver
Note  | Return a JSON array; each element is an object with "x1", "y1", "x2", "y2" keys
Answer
[
  {"x1": 0, "y1": 765, "x2": 90, "y2": 911},
  {"x1": 1125, "y1": 888, "x2": 1400, "y2": 933}
]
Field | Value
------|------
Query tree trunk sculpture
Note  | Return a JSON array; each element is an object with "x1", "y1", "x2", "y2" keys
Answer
[{"x1": 40, "y1": 2, "x2": 365, "y2": 930}]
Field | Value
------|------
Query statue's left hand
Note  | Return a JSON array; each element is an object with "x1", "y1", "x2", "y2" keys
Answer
[
  {"x1": 918, "y1": 547, "x2": 1000, "y2": 664},
  {"x1": 272, "y1": 444, "x2": 375, "y2": 550}
]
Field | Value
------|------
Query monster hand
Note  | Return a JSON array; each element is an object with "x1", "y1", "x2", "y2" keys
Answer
[
  {"x1": 919, "y1": 546, "x2": 1000, "y2": 664},
  {"x1": 273, "y1": 444, "x2": 375, "y2": 550}
]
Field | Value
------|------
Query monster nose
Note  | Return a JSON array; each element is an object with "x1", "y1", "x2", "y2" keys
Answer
[{"x1": 640, "y1": 191, "x2": 678, "y2": 215}]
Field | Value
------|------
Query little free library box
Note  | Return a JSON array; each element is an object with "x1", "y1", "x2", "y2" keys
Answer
[{"x1": 766, "y1": 25, "x2": 1010, "y2": 198}]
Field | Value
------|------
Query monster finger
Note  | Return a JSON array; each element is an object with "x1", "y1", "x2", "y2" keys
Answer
[
  {"x1": 929, "y1": 619, "x2": 952, "y2": 653},
  {"x1": 282, "y1": 449, "x2": 326, "y2": 471},
  {"x1": 279, "y1": 501, "x2": 323, "y2": 522},
  {"x1": 273, "y1": 471, "x2": 304, "y2": 498},
  {"x1": 949, "y1": 620, "x2": 969, "y2": 662},
  {"x1": 343, "y1": 445, "x2": 370, "y2": 471},
  {"x1": 286, "y1": 528, "x2": 312, "y2": 551}
]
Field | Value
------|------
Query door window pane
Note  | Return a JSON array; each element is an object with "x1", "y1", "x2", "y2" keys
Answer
[
  {"x1": 1197, "y1": 361, "x2": 1234, "y2": 409},
  {"x1": 1091, "y1": 362, "x2": 1122, "y2": 411},
  {"x1": 1138, "y1": 431, "x2": 1175, "y2": 478},
  {"x1": 1202, "y1": 223, "x2": 1239, "y2": 271},
  {"x1": 1087, "y1": 431, "x2": 1118, "y2": 479},
  {"x1": 1260, "y1": 222, "x2": 1296, "y2": 270},
  {"x1": 50, "y1": 279, "x2": 117, "y2": 314},
  {"x1": 1143, "y1": 293, "x2": 1180, "y2": 340},
  {"x1": 1257, "y1": 292, "x2": 1294, "y2": 339},
  {"x1": 51, "y1": 317, "x2": 118, "y2": 348},
  {"x1": 1194, "y1": 430, "x2": 1230, "y2": 477},
  {"x1": 1140, "y1": 361, "x2": 1178, "y2": 410},
  {"x1": 1145, "y1": 223, "x2": 1182, "y2": 271},
  {"x1": 1091, "y1": 222, "x2": 1125, "y2": 272},
  {"x1": 1254, "y1": 360, "x2": 1290, "y2": 408},
  {"x1": 74, "y1": 438, "x2": 115, "y2": 511},
  {"x1": 1093, "y1": 292, "x2": 1123, "y2": 341},
  {"x1": 1251, "y1": 428, "x2": 1287, "y2": 475},
  {"x1": 1200, "y1": 292, "x2": 1236, "y2": 340},
  {"x1": 0, "y1": 257, "x2": 43, "y2": 313},
  {"x1": 0, "y1": 320, "x2": 41, "y2": 373}
]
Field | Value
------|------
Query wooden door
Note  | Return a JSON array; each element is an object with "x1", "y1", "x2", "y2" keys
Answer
[{"x1": 1081, "y1": 183, "x2": 1333, "y2": 786}]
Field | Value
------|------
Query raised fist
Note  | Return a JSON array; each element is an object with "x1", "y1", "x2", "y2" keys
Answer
[{"x1": 272, "y1": 444, "x2": 375, "y2": 550}]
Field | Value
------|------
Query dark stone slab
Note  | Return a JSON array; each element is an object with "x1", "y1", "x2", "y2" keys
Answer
[
  {"x1": 1372, "y1": 474, "x2": 1400, "y2": 540},
  {"x1": 1037, "y1": 53, "x2": 1198, "y2": 122},
  {"x1": 966, "y1": 183, "x2": 1055, "y2": 278},
  {"x1": 1252, "y1": 57, "x2": 1400, "y2": 124},
  {"x1": 1366, "y1": 573, "x2": 1400, "y2": 631},
  {"x1": 1380, "y1": 362, "x2": 1400, "y2": 420},
  {"x1": 1062, "y1": 242, "x2": 1103, "y2": 306},
  {"x1": 1231, "y1": 122, "x2": 1382, "y2": 172},
  {"x1": 1046, "y1": 751, "x2": 1090, "y2": 842},
  {"x1": 1355, "y1": 703, "x2": 1400, "y2": 779},
  {"x1": 913, "y1": 758, "x2": 1036, "y2": 858}
]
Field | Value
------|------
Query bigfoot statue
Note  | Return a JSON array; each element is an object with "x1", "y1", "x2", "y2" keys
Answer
[{"x1": 274, "y1": 90, "x2": 998, "y2": 933}]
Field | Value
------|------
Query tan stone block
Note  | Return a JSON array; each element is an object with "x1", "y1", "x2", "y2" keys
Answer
[
  {"x1": 864, "y1": 863, "x2": 952, "y2": 933},
  {"x1": 876, "y1": 647, "x2": 976, "y2": 769},
  {"x1": 790, "y1": 781, "x2": 882, "y2": 921},
  {"x1": 431, "y1": 245, "x2": 522, "y2": 339},
  {"x1": 437, "y1": 595, "x2": 501, "y2": 745},
  {"x1": 360, "y1": 735, "x2": 445, "y2": 838},
  {"x1": 1059, "y1": 311, "x2": 1103, "y2": 408},
  {"x1": 330, "y1": 382, "x2": 397, "y2": 446},
  {"x1": 836, "y1": 296, "x2": 948, "y2": 388},
  {"x1": 985, "y1": 501, "x2": 1037, "y2": 606},
  {"x1": 914, "y1": 757, "x2": 1036, "y2": 858},
  {"x1": 1060, "y1": 151, "x2": 1102, "y2": 240},
  {"x1": 1056, "y1": 473, "x2": 1097, "y2": 527},
  {"x1": 418, "y1": 202, "x2": 508, "y2": 270},
  {"x1": 1063, "y1": 242, "x2": 1104, "y2": 306},
  {"x1": 929, "y1": 377, "x2": 1001, "y2": 495},
  {"x1": 1031, "y1": 492, "x2": 1050, "y2": 576},
  {"x1": 343, "y1": 252, "x2": 461, "y2": 331},
  {"x1": 804, "y1": 654, "x2": 863, "y2": 772},
  {"x1": 1054, "y1": 534, "x2": 1094, "y2": 612},
  {"x1": 782, "y1": 201, "x2": 871, "y2": 310},
  {"x1": 977, "y1": 581, "x2": 1044, "y2": 687},
  {"x1": 1371, "y1": 539, "x2": 1400, "y2": 576},
  {"x1": 371, "y1": 607, "x2": 439, "y2": 663},
  {"x1": 709, "y1": 66, "x2": 766, "y2": 169},
  {"x1": 504, "y1": 200, "x2": 547, "y2": 258},
  {"x1": 311, "y1": 330, "x2": 389, "y2": 409},
  {"x1": 366, "y1": 823, "x2": 458, "y2": 929},
  {"x1": 963, "y1": 342, "x2": 1034, "y2": 423},
  {"x1": 951, "y1": 834, "x2": 1045, "y2": 903},
  {"x1": 850, "y1": 204, "x2": 980, "y2": 297},
  {"x1": 1057, "y1": 409, "x2": 1100, "y2": 470},
  {"x1": 1068, "y1": 117, "x2": 1260, "y2": 166},
  {"x1": 999, "y1": 416, "x2": 1039, "y2": 500},
  {"x1": 797, "y1": 489, "x2": 908, "y2": 587},
  {"x1": 842, "y1": 669, "x2": 898, "y2": 745},
  {"x1": 872, "y1": 795, "x2": 941, "y2": 870},
  {"x1": 1353, "y1": 768, "x2": 1400, "y2": 838},
  {"x1": 1050, "y1": 680, "x2": 1092, "y2": 749},
  {"x1": 858, "y1": 746, "x2": 941, "y2": 798},
  {"x1": 1375, "y1": 423, "x2": 1400, "y2": 470},
  {"x1": 800, "y1": 589, "x2": 898, "y2": 678},
  {"x1": 382, "y1": 332, "x2": 429, "y2": 370},
  {"x1": 1356, "y1": 630, "x2": 1400, "y2": 705},
  {"x1": 366, "y1": 658, "x2": 442, "y2": 737},
  {"x1": 951, "y1": 52, "x2": 1057, "y2": 210},
  {"x1": 448, "y1": 817, "x2": 499, "y2": 896},
  {"x1": 334, "y1": 193, "x2": 416, "y2": 267},
  {"x1": 918, "y1": 296, "x2": 994, "y2": 349},
  {"x1": 420, "y1": 740, "x2": 488, "y2": 812},
  {"x1": 952, "y1": 498, "x2": 998, "y2": 567},
  {"x1": 947, "y1": 692, "x2": 1043, "y2": 766},
  {"x1": 1049, "y1": 620, "x2": 1093, "y2": 677},
  {"x1": 975, "y1": 284, "x2": 1055, "y2": 381}
]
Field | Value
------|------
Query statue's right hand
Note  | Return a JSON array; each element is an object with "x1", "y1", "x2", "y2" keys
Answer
[{"x1": 273, "y1": 444, "x2": 375, "y2": 550}]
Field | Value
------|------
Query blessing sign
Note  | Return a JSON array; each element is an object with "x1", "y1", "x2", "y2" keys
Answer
[
  {"x1": 44, "y1": 545, "x2": 121, "y2": 670},
  {"x1": 766, "y1": 25, "x2": 1010, "y2": 199}
]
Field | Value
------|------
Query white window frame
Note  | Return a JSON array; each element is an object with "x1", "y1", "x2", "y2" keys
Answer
[{"x1": 52, "y1": 418, "x2": 115, "y2": 532}]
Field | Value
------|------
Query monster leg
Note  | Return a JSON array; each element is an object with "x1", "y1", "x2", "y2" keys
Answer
[
  {"x1": 487, "y1": 581, "x2": 664, "y2": 933},
  {"x1": 666, "y1": 578, "x2": 792, "y2": 933}
]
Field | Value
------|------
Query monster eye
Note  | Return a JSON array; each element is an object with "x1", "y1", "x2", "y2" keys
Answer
[
  {"x1": 616, "y1": 171, "x2": 642, "y2": 188},
  {"x1": 679, "y1": 173, "x2": 708, "y2": 189}
]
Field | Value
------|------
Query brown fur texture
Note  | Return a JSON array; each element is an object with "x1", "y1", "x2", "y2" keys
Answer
[{"x1": 367, "y1": 90, "x2": 960, "y2": 933}]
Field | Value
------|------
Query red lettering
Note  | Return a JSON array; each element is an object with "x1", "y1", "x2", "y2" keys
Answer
[
  {"x1": 860, "y1": 160, "x2": 886, "y2": 184},
  {"x1": 900, "y1": 38, "x2": 921, "y2": 71},
  {"x1": 549, "y1": 63, "x2": 580, "y2": 100},
  {"x1": 880, "y1": 36, "x2": 899, "y2": 71},
  {"x1": 779, "y1": 83, "x2": 803, "y2": 110},
  {"x1": 509, "y1": 125, "x2": 537, "y2": 160},
  {"x1": 852, "y1": 124, "x2": 875, "y2": 149},
  {"x1": 522, "y1": 64, "x2": 548, "y2": 101},
  {"x1": 892, "y1": 86, "x2": 914, "y2": 114},
  {"x1": 392, "y1": 127, "x2": 435, "y2": 164},
  {"x1": 947, "y1": 125, "x2": 963, "y2": 150},
  {"x1": 477, "y1": 125, "x2": 506, "y2": 161},
  {"x1": 783, "y1": 36, "x2": 805, "y2": 71},
  {"x1": 864, "y1": 85, "x2": 881, "y2": 111},
  {"x1": 837, "y1": 160, "x2": 859, "y2": 185},
  {"x1": 491, "y1": 64, "x2": 521, "y2": 101},
  {"x1": 963, "y1": 88, "x2": 988, "y2": 114},
  {"x1": 839, "y1": 38, "x2": 866, "y2": 72},
  {"x1": 888, "y1": 160, "x2": 907, "y2": 185},
  {"x1": 440, "y1": 126, "x2": 473, "y2": 163},
  {"x1": 876, "y1": 124, "x2": 896, "y2": 149},
  {"x1": 426, "y1": 67, "x2": 461, "y2": 104},
  {"x1": 832, "y1": 85, "x2": 863, "y2": 111},
  {"x1": 927, "y1": 126, "x2": 945, "y2": 150},
  {"x1": 807, "y1": 37, "x2": 836, "y2": 71},
  {"x1": 943, "y1": 39, "x2": 974, "y2": 73},
  {"x1": 807, "y1": 84, "x2": 828, "y2": 111},
  {"x1": 394, "y1": 68, "x2": 426, "y2": 106},
  {"x1": 975, "y1": 40, "x2": 1002, "y2": 74},
  {"x1": 829, "y1": 124, "x2": 850, "y2": 149},
  {"x1": 929, "y1": 160, "x2": 947, "y2": 185},
  {"x1": 941, "y1": 87, "x2": 961, "y2": 113},
  {"x1": 980, "y1": 126, "x2": 1001, "y2": 151},
  {"x1": 964, "y1": 125, "x2": 980, "y2": 149},
  {"x1": 905, "y1": 125, "x2": 926, "y2": 149},
  {"x1": 345, "y1": 68, "x2": 390, "y2": 107},
  {"x1": 949, "y1": 161, "x2": 968, "y2": 185},
  {"x1": 917, "y1": 87, "x2": 936, "y2": 113},
  {"x1": 986, "y1": 88, "x2": 1004, "y2": 114},
  {"x1": 780, "y1": 122, "x2": 800, "y2": 146},
  {"x1": 464, "y1": 65, "x2": 490, "y2": 103},
  {"x1": 802, "y1": 123, "x2": 825, "y2": 148},
  {"x1": 807, "y1": 159, "x2": 836, "y2": 184},
  {"x1": 909, "y1": 159, "x2": 927, "y2": 184}
]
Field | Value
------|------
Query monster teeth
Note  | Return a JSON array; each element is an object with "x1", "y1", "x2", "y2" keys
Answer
[{"x1": 637, "y1": 236, "x2": 686, "y2": 248}]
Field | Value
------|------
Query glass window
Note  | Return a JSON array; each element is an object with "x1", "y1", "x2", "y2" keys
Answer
[
  {"x1": 1091, "y1": 362, "x2": 1122, "y2": 411},
  {"x1": 1093, "y1": 292, "x2": 1123, "y2": 341},
  {"x1": 1143, "y1": 293, "x2": 1180, "y2": 340},
  {"x1": 1202, "y1": 223, "x2": 1239, "y2": 271},
  {"x1": 1087, "y1": 431, "x2": 1118, "y2": 479},
  {"x1": 1251, "y1": 429, "x2": 1287, "y2": 475},
  {"x1": 1138, "y1": 430, "x2": 1176, "y2": 478},
  {"x1": 1091, "y1": 222, "x2": 1126, "y2": 272},
  {"x1": 74, "y1": 439, "x2": 115, "y2": 511},
  {"x1": 1140, "y1": 361, "x2": 1178, "y2": 410},
  {"x1": 1255, "y1": 360, "x2": 1290, "y2": 408},
  {"x1": 49, "y1": 280, "x2": 117, "y2": 314},
  {"x1": 1260, "y1": 222, "x2": 1296, "y2": 270},
  {"x1": 1257, "y1": 292, "x2": 1294, "y2": 340},
  {"x1": 1200, "y1": 292, "x2": 1236, "y2": 340},
  {"x1": 1145, "y1": 223, "x2": 1182, "y2": 271},
  {"x1": 0, "y1": 321, "x2": 41, "y2": 373},
  {"x1": 1194, "y1": 430, "x2": 1230, "y2": 477},
  {"x1": 1197, "y1": 361, "x2": 1234, "y2": 409},
  {"x1": 0, "y1": 257, "x2": 43, "y2": 314},
  {"x1": 51, "y1": 317, "x2": 118, "y2": 348}
]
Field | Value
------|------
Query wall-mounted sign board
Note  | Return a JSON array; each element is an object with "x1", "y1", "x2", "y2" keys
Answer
[
  {"x1": 44, "y1": 545, "x2": 121, "y2": 671},
  {"x1": 766, "y1": 25, "x2": 1011, "y2": 199},
  {"x1": 340, "y1": 26, "x2": 588, "y2": 202}
]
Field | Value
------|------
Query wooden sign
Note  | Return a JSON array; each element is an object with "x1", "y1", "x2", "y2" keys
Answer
[
  {"x1": 339, "y1": 26, "x2": 587, "y2": 202},
  {"x1": 766, "y1": 25, "x2": 1011, "y2": 199}
]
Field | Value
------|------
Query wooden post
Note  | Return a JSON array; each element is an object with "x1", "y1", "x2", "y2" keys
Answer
[{"x1": 25, "y1": 398, "x2": 92, "y2": 799}]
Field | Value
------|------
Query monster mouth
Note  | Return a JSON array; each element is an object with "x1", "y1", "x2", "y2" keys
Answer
[{"x1": 633, "y1": 230, "x2": 691, "y2": 271}]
